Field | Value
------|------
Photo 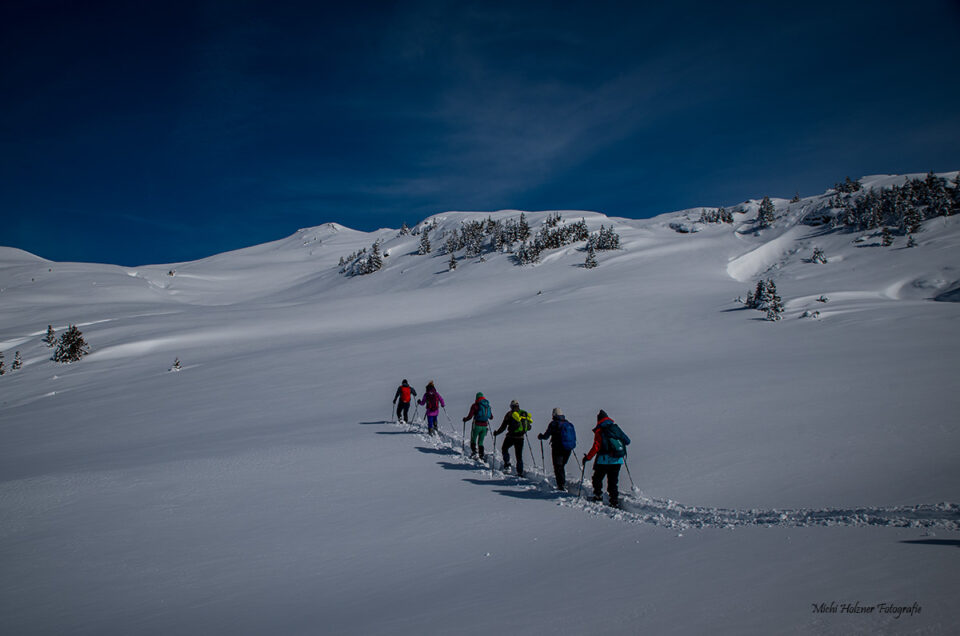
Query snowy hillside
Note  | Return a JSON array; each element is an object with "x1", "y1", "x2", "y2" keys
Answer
[{"x1": 1, "y1": 173, "x2": 959, "y2": 635}]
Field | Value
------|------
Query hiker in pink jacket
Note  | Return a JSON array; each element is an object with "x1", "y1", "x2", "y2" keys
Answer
[{"x1": 418, "y1": 381, "x2": 446, "y2": 436}]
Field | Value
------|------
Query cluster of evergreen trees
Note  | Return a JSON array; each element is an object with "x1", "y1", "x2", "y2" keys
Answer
[
  {"x1": 514, "y1": 215, "x2": 593, "y2": 265},
  {"x1": 827, "y1": 172, "x2": 959, "y2": 234},
  {"x1": 337, "y1": 212, "x2": 622, "y2": 275},
  {"x1": 697, "y1": 207, "x2": 734, "y2": 224},
  {"x1": 0, "y1": 351, "x2": 23, "y2": 375},
  {"x1": 435, "y1": 212, "x2": 618, "y2": 267},
  {"x1": 338, "y1": 241, "x2": 384, "y2": 277},
  {"x1": 440, "y1": 214, "x2": 532, "y2": 259},
  {"x1": 744, "y1": 280, "x2": 784, "y2": 321},
  {"x1": 2, "y1": 325, "x2": 91, "y2": 375}
]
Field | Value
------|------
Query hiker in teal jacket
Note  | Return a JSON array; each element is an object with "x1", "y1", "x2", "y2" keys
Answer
[{"x1": 583, "y1": 410, "x2": 631, "y2": 508}]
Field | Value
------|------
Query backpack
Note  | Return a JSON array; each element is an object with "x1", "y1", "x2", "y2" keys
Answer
[
  {"x1": 476, "y1": 398, "x2": 492, "y2": 422},
  {"x1": 425, "y1": 392, "x2": 439, "y2": 411},
  {"x1": 400, "y1": 386, "x2": 412, "y2": 403},
  {"x1": 511, "y1": 410, "x2": 532, "y2": 434},
  {"x1": 601, "y1": 422, "x2": 629, "y2": 458},
  {"x1": 558, "y1": 420, "x2": 576, "y2": 450}
]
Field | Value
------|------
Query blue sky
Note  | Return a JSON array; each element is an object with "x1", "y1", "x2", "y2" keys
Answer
[{"x1": 2, "y1": 0, "x2": 959, "y2": 266}]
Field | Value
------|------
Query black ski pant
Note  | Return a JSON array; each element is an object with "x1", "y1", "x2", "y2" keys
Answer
[
  {"x1": 396, "y1": 401, "x2": 411, "y2": 422},
  {"x1": 592, "y1": 463, "x2": 621, "y2": 504},
  {"x1": 551, "y1": 446, "x2": 572, "y2": 489},
  {"x1": 502, "y1": 436, "x2": 524, "y2": 475}
]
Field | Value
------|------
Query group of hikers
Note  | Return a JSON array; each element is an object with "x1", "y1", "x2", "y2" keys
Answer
[{"x1": 393, "y1": 379, "x2": 632, "y2": 508}]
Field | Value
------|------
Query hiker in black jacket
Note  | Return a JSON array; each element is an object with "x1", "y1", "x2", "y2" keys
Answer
[
  {"x1": 494, "y1": 400, "x2": 531, "y2": 477},
  {"x1": 538, "y1": 408, "x2": 576, "y2": 490}
]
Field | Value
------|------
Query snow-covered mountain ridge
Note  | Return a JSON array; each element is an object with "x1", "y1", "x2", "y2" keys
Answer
[{"x1": 1, "y1": 172, "x2": 958, "y2": 635}]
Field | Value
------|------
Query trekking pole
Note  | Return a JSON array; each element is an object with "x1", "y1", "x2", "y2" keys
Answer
[
  {"x1": 462, "y1": 420, "x2": 467, "y2": 454},
  {"x1": 576, "y1": 460, "x2": 587, "y2": 498},
  {"x1": 492, "y1": 433, "x2": 498, "y2": 471},
  {"x1": 540, "y1": 439, "x2": 546, "y2": 475},
  {"x1": 389, "y1": 403, "x2": 395, "y2": 424},
  {"x1": 441, "y1": 407, "x2": 456, "y2": 434},
  {"x1": 525, "y1": 434, "x2": 537, "y2": 470},
  {"x1": 572, "y1": 452, "x2": 582, "y2": 473},
  {"x1": 412, "y1": 403, "x2": 420, "y2": 426},
  {"x1": 624, "y1": 456, "x2": 637, "y2": 491}
]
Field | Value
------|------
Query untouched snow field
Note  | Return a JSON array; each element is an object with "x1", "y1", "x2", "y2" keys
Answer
[{"x1": 2, "y1": 178, "x2": 959, "y2": 634}]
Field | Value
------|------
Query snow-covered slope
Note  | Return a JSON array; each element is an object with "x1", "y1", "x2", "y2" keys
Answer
[{"x1": 1, "y1": 177, "x2": 959, "y2": 635}]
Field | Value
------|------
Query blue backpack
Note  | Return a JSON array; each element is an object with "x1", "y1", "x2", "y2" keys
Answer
[
  {"x1": 476, "y1": 398, "x2": 492, "y2": 422},
  {"x1": 558, "y1": 420, "x2": 577, "y2": 450}
]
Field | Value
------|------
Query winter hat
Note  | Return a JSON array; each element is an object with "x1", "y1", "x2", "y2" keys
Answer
[
  {"x1": 510, "y1": 399, "x2": 519, "y2": 409},
  {"x1": 476, "y1": 392, "x2": 484, "y2": 399},
  {"x1": 427, "y1": 381, "x2": 435, "y2": 389},
  {"x1": 402, "y1": 379, "x2": 409, "y2": 386},
  {"x1": 552, "y1": 407, "x2": 563, "y2": 418},
  {"x1": 597, "y1": 409, "x2": 609, "y2": 421}
]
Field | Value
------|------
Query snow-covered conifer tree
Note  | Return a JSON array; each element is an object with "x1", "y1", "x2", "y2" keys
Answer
[
  {"x1": 398, "y1": 222, "x2": 410, "y2": 236},
  {"x1": 418, "y1": 229, "x2": 431, "y2": 255},
  {"x1": 367, "y1": 241, "x2": 383, "y2": 272},
  {"x1": 448, "y1": 252, "x2": 457, "y2": 271},
  {"x1": 53, "y1": 325, "x2": 89, "y2": 363},
  {"x1": 811, "y1": 248, "x2": 827, "y2": 264},
  {"x1": 12, "y1": 352, "x2": 22, "y2": 371},
  {"x1": 44, "y1": 325, "x2": 56, "y2": 347},
  {"x1": 881, "y1": 226, "x2": 893, "y2": 246},
  {"x1": 907, "y1": 234, "x2": 917, "y2": 248},
  {"x1": 765, "y1": 280, "x2": 783, "y2": 321},
  {"x1": 517, "y1": 213, "x2": 531, "y2": 242},
  {"x1": 584, "y1": 244, "x2": 598, "y2": 269},
  {"x1": 757, "y1": 196, "x2": 775, "y2": 229},
  {"x1": 0, "y1": 352, "x2": 5, "y2": 375}
]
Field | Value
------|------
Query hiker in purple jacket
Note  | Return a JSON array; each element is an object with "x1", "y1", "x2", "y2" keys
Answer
[{"x1": 418, "y1": 381, "x2": 446, "y2": 436}]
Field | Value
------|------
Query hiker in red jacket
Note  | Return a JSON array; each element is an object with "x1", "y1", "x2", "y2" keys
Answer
[{"x1": 393, "y1": 379, "x2": 418, "y2": 424}]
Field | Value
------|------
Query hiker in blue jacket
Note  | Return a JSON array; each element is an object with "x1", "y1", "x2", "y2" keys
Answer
[{"x1": 538, "y1": 407, "x2": 576, "y2": 490}]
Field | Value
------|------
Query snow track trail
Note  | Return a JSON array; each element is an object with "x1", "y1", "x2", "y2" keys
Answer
[{"x1": 384, "y1": 420, "x2": 960, "y2": 532}]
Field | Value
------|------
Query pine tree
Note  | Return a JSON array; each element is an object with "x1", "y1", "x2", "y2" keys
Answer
[
  {"x1": 757, "y1": 196, "x2": 776, "y2": 229},
  {"x1": 44, "y1": 325, "x2": 56, "y2": 347},
  {"x1": 399, "y1": 222, "x2": 410, "y2": 236},
  {"x1": 881, "y1": 226, "x2": 893, "y2": 246},
  {"x1": 0, "y1": 351, "x2": 5, "y2": 376},
  {"x1": 448, "y1": 252, "x2": 457, "y2": 271},
  {"x1": 753, "y1": 280, "x2": 771, "y2": 309},
  {"x1": 53, "y1": 325, "x2": 89, "y2": 363},
  {"x1": 170, "y1": 357, "x2": 182, "y2": 372},
  {"x1": 12, "y1": 351, "x2": 22, "y2": 371},
  {"x1": 765, "y1": 280, "x2": 784, "y2": 321},
  {"x1": 907, "y1": 234, "x2": 917, "y2": 248},
  {"x1": 584, "y1": 244, "x2": 598, "y2": 269},
  {"x1": 517, "y1": 213, "x2": 531, "y2": 242},
  {"x1": 811, "y1": 248, "x2": 828, "y2": 264},
  {"x1": 791, "y1": 192, "x2": 801, "y2": 203},
  {"x1": 367, "y1": 241, "x2": 383, "y2": 272},
  {"x1": 952, "y1": 173, "x2": 960, "y2": 215},
  {"x1": 903, "y1": 205, "x2": 923, "y2": 234},
  {"x1": 418, "y1": 229, "x2": 432, "y2": 255}
]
